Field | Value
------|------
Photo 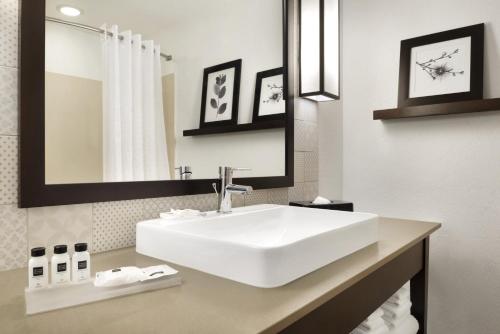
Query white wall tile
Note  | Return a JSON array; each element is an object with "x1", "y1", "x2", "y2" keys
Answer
[
  {"x1": 0, "y1": 204, "x2": 27, "y2": 271},
  {"x1": 92, "y1": 200, "x2": 144, "y2": 253},
  {"x1": 288, "y1": 182, "x2": 305, "y2": 202},
  {"x1": 244, "y1": 190, "x2": 269, "y2": 206},
  {"x1": 0, "y1": 67, "x2": 18, "y2": 135},
  {"x1": 295, "y1": 120, "x2": 318, "y2": 152},
  {"x1": 294, "y1": 151, "x2": 305, "y2": 183},
  {"x1": 28, "y1": 204, "x2": 92, "y2": 258},
  {"x1": 0, "y1": 0, "x2": 18, "y2": 68},
  {"x1": 294, "y1": 99, "x2": 318, "y2": 123},
  {"x1": 304, "y1": 151, "x2": 319, "y2": 182},
  {"x1": 0, "y1": 135, "x2": 17, "y2": 204},
  {"x1": 304, "y1": 182, "x2": 319, "y2": 201},
  {"x1": 231, "y1": 194, "x2": 245, "y2": 208},
  {"x1": 269, "y1": 188, "x2": 289, "y2": 205},
  {"x1": 144, "y1": 196, "x2": 187, "y2": 219},
  {"x1": 183, "y1": 194, "x2": 218, "y2": 212}
]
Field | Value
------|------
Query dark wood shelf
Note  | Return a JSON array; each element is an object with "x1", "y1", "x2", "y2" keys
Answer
[
  {"x1": 373, "y1": 98, "x2": 500, "y2": 120},
  {"x1": 183, "y1": 119, "x2": 286, "y2": 137}
]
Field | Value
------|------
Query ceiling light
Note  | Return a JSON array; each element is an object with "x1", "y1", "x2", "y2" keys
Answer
[{"x1": 58, "y1": 5, "x2": 82, "y2": 17}]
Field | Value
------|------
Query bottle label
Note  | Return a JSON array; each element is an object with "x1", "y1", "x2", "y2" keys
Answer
[
  {"x1": 78, "y1": 260, "x2": 87, "y2": 270},
  {"x1": 33, "y1": 267, "x2": 44, "y2": 277},
  {"x1": 57, "y1": 263, "x2": 67, "y2": 272}
]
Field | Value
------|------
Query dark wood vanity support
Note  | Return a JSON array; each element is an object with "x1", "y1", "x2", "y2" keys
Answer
[{"x1": 281, "y1": 238, "x2": 429, "y2": 334}]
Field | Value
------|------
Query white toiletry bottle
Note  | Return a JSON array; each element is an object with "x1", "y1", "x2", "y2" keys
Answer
[
  {"x1": 72, "y1": 243, "x2": 90, "y2": 283},
  {"x1": 28, "y1": 247, "x2": 48, "y2": 289},
  {"x1": 51, "y1": 245, "x2": 70, "y2": 285}
]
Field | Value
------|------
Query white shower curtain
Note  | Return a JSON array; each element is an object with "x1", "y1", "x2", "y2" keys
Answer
[{"x1": 101, "y1": 25, "x2": 170, "y2": 182}]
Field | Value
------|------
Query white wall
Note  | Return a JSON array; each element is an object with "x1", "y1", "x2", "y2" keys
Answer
[
  {"x1": 332, "y1": 0, "x2": 500, "y2": 333},
  {"x1": 153, "y1": 0, "x2": 285, "y2": 179},
  {"x1": 45, "y1": 21, "x2": 102, "y2": 80}
]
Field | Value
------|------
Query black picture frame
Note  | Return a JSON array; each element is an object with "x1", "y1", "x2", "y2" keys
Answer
[
  {"x1": 199, "y1": 59, "x2": 242, "y2": 128},
  {"x1": 398, "y1": 23, "x2": 484, "y2": 108},
  {"x1": 252, "y1": 67, "x2": 286, "y2": 122},
  {"x1": 20, "y1": 0, "x2": 295, "y2": 208}
]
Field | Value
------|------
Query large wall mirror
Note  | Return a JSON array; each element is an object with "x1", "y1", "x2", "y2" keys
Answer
[{"x1": 20, "y1": 0, "x2": 294, "y2": 207}]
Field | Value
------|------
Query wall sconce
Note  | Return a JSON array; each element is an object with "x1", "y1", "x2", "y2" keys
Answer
[{"x1": 299, "y1": 0, "x2": 340, "y2": 102}]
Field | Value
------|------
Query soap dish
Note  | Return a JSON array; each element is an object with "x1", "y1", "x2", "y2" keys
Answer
[{"x1": 25, "y1": 275, "x2": 182, "y2": 315}]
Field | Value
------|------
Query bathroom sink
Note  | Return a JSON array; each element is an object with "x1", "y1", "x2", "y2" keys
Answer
[{"x1": 136, "y1": 204, "x2": 378, "y2": 288}]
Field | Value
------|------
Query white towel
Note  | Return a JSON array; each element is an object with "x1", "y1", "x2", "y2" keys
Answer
[
  {"x1": 389, "y1": 287, "x2": 411, "y2": 303},
  {"x1": 366, "y1": 308, "x2": 384, "y2": 322},
  {"x1": 312, "y1": 196, "x2": 332, "y2": 204},
  {"x1": 360, "y1": 317, "x2": 386, "y2": 331},
  {"x1": 388, "y1": 315, "x2": 419, "y2": 334},
  {"x1": 383, "y1": 313, "x2": 411, "y2": 329},
  {"x1": 386, "y1": 292, "x2": 411, "y2": 307},
  {"x1": 351, "y1": 323, "x2": 390, "y2": 334},
  {"x1": 382, "y1": 300, "x2": 412, "y2": 320}
]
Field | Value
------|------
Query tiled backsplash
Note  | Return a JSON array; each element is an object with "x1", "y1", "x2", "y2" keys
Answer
[{"x1": 0, "y1": 0, "x2": 319, "y2": 272}]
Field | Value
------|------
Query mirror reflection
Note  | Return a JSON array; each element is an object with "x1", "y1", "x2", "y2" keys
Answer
[{"x1": 45, "y1": 0, "x2": 285, "y2": 184}]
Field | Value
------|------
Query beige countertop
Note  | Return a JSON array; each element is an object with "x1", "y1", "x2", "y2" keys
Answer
[{"x1": 0, "y1": 217, "x2": 440, "y2": 334}]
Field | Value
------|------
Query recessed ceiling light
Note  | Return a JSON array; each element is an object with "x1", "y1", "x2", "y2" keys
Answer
[{"x1": 57, "y1": 5, "x2": 82, "y2": 17}]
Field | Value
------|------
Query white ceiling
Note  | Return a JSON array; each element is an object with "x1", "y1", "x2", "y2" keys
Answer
[{"x1": 45, "y1": 0, "x2": 244, "y2": 38}]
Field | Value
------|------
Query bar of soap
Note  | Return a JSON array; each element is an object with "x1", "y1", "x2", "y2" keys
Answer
[{"x1": 312, "y1": 196, "x2": 332, "y2": 205}]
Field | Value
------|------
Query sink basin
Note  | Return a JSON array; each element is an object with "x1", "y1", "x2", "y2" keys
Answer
[{"x1": 136, "y1": 204, "x2": 378, "y2": 288}]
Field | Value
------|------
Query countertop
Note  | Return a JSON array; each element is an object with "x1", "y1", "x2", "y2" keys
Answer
[{"x1": 0, "y1": 217, "x2": 440, "y2": 334}]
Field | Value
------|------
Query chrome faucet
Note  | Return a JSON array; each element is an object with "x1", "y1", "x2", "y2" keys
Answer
[{"x1": 216, "y1": 167, "x2": 253, "y2": 213}]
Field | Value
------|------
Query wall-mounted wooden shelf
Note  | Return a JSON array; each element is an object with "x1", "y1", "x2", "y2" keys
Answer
[
  {"x1": 183, "y1": 119, "x2": 285, "y2": 137},
  {"x1": 373, "y1": 98, "x2": 500, "y2": 120}
]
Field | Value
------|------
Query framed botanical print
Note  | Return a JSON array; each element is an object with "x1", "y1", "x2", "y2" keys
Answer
[
  {"x1": 398, "y1": 24, "x2": 484, "y2": 108},
  {"x1": 252, "y1": 68, "x2": 286, "y2": 122},
  {"x1": 200, "y1": 59, "x2": 242, "y2": 128}
]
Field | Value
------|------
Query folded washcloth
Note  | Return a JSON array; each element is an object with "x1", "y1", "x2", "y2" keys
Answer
[
  {"x1": 360, "y1": 316, "x2": 386, "y2": 331},
  {"x1": 351, "y1": 323, "x2": 390, "y2": 334},
  {"x1": 389, "y1": 286, "x2": 411, "y2": 303},
  {"x1": 312, "y1": 196, "x2": 332, "y2": 205},
  {"x1": 382, "y1": 300, "x2": 412, "y2": 320},
  {"x1": 386, "y1": 291, "x2": 411, "y2": 307},
  {"x1": 160, "y1": 209, "x2": 206, "y2": 219},
  {"x1": 388, "y1": 315, "x2": 419, "y2": 334},
  {"x1": 366, "y1": 308, "x2": 384, "y2": 322},
  {"x1": 383, "y1": 312, "x2": 411, "y2": 329}
]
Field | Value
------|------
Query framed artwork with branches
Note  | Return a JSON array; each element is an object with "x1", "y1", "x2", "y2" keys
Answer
[
  {"x1": 398, "y1": 24, "x2": 484, "y2": 108},
  {"x1": 200, "y1": 59, "x2": 242, "y2": 128},
  {"x1": 252, "y1": 67, "x2": 286, "y2": 122}
]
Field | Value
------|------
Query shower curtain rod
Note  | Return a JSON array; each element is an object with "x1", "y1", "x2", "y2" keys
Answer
[{"x1": 45, "y1": 17, "x2": 173, "y2": 61}]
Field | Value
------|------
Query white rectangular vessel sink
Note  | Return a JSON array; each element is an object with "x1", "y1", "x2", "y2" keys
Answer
[{"x1": 136, "y1": 204, "x2": 378, "y2": 288}]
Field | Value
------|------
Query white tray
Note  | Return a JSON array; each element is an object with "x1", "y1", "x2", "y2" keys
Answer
[{"x1": 25, "y1": 275, "x2": 182, "y2": 315}]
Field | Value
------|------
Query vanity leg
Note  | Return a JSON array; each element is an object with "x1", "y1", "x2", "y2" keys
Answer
[{"x1": 411, "y1": 237, "x2": 429, "y2": 334}]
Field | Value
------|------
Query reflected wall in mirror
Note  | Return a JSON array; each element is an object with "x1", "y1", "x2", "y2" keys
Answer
[{"x1": 44, "y1": 0, "x2": 285, "y2": 184}]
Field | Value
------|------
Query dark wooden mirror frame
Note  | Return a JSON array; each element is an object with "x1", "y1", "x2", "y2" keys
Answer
[{"x1": 20, "y1": 0, "x2": 295, "y2": 208}]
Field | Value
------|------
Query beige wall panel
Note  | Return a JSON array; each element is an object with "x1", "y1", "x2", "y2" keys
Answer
[{"x1": 45, "y1": 72, "x2": 103, "y2": 184}]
